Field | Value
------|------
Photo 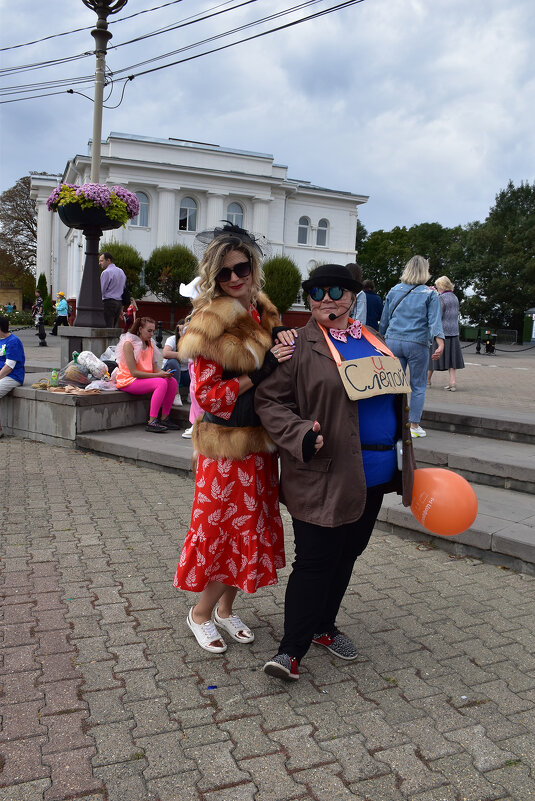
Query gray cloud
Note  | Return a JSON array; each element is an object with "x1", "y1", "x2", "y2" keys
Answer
[{"x1": 1, "y1": 0, "x2": 533, "y2": 232}]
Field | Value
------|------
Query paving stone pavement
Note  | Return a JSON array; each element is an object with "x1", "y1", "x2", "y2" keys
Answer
[{"x1": 1, "y1": 438, "x2": 535, "y2": 801}]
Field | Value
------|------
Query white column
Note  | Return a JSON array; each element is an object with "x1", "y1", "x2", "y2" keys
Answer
[
  {"x1": 157, "y1": 188, "x2": 176, "y2": 245},
  {"x1": 252, "y1": 198, "x2": 270, "y2": 236},
  {"x1": 206, "y1": 193, "x2": 225, "y2": 229},
  {"x1": 68, "y1": 232, "x2": 84, "y2": 298},
  {"x1": 35, "y1": 199, "x2": 53, "y2": 288}
]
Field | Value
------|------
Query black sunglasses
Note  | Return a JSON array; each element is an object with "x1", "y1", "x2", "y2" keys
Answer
[
  {"x1": 309, "y1": 285, "x2": 345, "y2": 301},
  {"x1": 216, "y1": 261, "x2": 252, "y2": 283}
]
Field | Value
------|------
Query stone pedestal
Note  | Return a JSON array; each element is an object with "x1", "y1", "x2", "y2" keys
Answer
[{"x1": 59, "y1": 326, "x2": 122, "y2": 367}]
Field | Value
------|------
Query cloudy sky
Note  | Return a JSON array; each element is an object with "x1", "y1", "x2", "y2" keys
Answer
[{"x1": 1, "y1": 0, "x2": 533, "y2": 233}]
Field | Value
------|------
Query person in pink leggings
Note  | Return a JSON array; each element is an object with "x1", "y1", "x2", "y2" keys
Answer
[{"x1": 115, "y1": 316, "x2": 178, "y2": 433}]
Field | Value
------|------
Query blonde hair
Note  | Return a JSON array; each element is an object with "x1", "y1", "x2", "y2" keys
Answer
[
  {"x1": 435, "y1": 275, "x2": 454, "y2": 292},
  {"x1": 400, "y1": 255, "x2": 430, "y2": 285},
  {"x1": 190, "y1": 236, "x2": 264, "y2": 318}
]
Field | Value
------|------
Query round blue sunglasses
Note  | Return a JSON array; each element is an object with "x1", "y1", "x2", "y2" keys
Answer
[{"x1": 309, "y1": 285, "x2": 345, "y2": 301}]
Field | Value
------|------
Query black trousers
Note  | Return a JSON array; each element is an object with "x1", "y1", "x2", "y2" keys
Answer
[
  {"x1": 103, "y1": 298, "x2": 123, "y2": 328},
  {"x1": 279, "y1": 485, "x2": 385, "y2": 662},
  {"x1": 51, "y1": 315, "x2": 69, "y2": 335}
]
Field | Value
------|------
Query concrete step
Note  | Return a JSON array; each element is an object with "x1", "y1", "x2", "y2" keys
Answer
[
  {"x1": 376, "y1": 483, "x2": 535, "y2": 576},
  {"x1": 75, "y1": 422, "x2": 535, "y2": 574},
  {"x1": 422, "y1": 402, "x2": 535, "y2": 445},
  {"x1": 76, "y1": 424, "x2": 194, "y2": 475},
  {"x1": 412, "y1": 429, "x2": 535, "y2": 495}
]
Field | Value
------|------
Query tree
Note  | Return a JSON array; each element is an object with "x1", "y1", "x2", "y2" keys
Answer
[
  {"x1": 355, "y1": 219, "x2": 368, "y2": 254},
  {"x1": 144, "y1": 244, "x2": 198, "y2": 305},
  {"x1": 99, "y1": 240, "x2": 145, "y2": 300},
  {"x1": 462, "y1": 181, "x2": 535, "y2": 333},
  {"x1": 357, "y1": 226, "x2": 412, "y2": 298},
  {"x1": 0, "y1": 248, "x2": 35, "y2": 307},
  {"x1": 37, "y1": 273, "x2": 49, "y2": 298},
  {"x1": 0, "y1": 176, "x2": 37, "y2": 273},
  {"x1": 262, "y1": 256, "x2": 302, "y2": 314},
  {"x1": 358, "y1": 222, "x2": 474, "y2": 302},
  {"x1": 36, "y1": 272, "x2": 54, "y2": 321}
]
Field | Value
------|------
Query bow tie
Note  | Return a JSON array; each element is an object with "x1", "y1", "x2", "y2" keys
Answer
[{"x1": 330, "y1": 319, "x2": 362, "y2": 343}]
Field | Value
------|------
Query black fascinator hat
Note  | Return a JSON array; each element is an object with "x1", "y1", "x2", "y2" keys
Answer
[
  {"x1": 302, "y1": 264, "x2": 361, "y2": 294},
  {"x1": 194, "y1": 222, "x2": 271, "y2": 259}
]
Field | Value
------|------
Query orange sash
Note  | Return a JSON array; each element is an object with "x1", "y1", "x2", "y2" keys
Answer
[{"x1": 318, "y1": 322, "x2": 411, "y2": 400}]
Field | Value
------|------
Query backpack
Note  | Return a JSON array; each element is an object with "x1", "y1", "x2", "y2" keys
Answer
[
  {"x1": 67, "y1": 303, "x2": 73, "y2": 316},
  {"x1": 121, "y1": 283, "x2": 131, "y2": 307}
]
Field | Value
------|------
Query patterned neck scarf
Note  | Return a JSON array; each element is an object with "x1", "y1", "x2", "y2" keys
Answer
[{"x1": 329, "y1": 319, "x2": 362, "y2": 343}]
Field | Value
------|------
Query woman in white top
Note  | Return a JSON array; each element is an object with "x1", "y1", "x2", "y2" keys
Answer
[{"x1": 162, "y1": 321, "x2": 190, "y2": 406}]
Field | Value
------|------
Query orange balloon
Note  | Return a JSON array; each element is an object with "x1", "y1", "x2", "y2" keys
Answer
[{"x1": 411, "y1": 468, "x2": 478, "y2": 537}]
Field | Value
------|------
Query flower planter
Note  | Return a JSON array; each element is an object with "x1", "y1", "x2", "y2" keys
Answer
[{"x1": 57, "y1": 204, "x2": 123, "y2": 231}]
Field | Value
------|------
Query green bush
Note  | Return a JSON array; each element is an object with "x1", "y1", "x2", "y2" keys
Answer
[
  {"x1": 100, "y1": 240, "x2": 145, "y2": 300},
  {"x1": 36, "y1": 273, "x2": 48, "y2": 299},
  {"x1": 4, "y1": 310, "x2": 33, "y2": 327},
  {"x1": 144, "y1": 244, "x2": 198, "y2": 305},
  {"x1": 262, "y1": 256, "x2": 302, "y2": 314},
  {"x1": 301, "y1": 260, "x2": 329, "y2": 308},
  {"x1": 43, "y1": 296, "x2": 54, "y2": 324}
]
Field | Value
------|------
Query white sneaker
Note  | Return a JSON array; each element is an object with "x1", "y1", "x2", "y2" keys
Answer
[
  {"x1": 182, "y1": 425, "x2": 193, "y2": 439},
  {"x1": 214, "y1": 607, "x2": 254, "y2": 643},
  {"x1": 172, "y1": 394, "x2": 183, "y2": 407},
  {"x1": 410, "y1": 425, "x2": 426, "y2": 438},
  {"x1": 186, "y1": 608, "x2": 227, "y2": 653}
]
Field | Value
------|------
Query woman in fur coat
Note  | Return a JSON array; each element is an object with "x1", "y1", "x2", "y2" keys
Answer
[{"x1": 173, "y1": 224, "x2": 295, "y2": 654}]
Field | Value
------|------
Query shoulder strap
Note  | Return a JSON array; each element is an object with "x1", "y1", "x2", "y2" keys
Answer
[{"x1": 388, "y1": 284, "x2": 419, "y2": 319}]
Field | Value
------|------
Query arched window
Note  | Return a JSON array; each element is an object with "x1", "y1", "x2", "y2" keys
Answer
[
  {"x1": 227, "y1": 202, "x2": 243, "y2": 227},
  {"x1": 131, "y1": 192, "x2": 149, "y2": 227},
  {"x1": 179, "y1": 197, "x2": 197, "y2": 231},
  {"x1": 298, "y1": 216, "x2": 310, "y2": 245},
  {"x1": 316, "y1": 218, "x2": 329, "y2": 247}
]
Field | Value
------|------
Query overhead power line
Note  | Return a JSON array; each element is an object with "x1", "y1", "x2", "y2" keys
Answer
[
  {"x1": 0, "y1": 0, "x2": 363, "y2": 105},
  {"x1": 121, "y1": 0, "x2": 363, "y2": 80},
  {"x1": 111, "y1": 0, "x2": 324, "y2": 76},
  {"x1": 0, "y1": 0, "x2": 187, "y2": 52},
  {"x1": 0, "y1": 0, "x2": 259, "y2": 79}
]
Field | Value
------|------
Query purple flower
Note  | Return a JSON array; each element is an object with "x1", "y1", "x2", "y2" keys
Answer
[
  {"x1": 77, "y1": 183, "x2": 112, "y2": 208},
  {"x1": 46, "y1": 182, "x2": 140, "y2": 222},
  {"x1": 111, "y1": 186, "x2": 140, "y2": 217}
]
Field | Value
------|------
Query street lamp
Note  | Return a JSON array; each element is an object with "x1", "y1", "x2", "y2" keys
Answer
[
  {"x1": 82, "y1": 0, "x2": 128, "y2": 182},
  {"x1": 73, "y1": 0, "x2": 128, "y2": 328}
]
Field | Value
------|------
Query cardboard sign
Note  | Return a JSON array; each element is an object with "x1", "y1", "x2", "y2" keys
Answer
[{"x1": 337, "y1": 355, "x2": 411, "y2": 401}]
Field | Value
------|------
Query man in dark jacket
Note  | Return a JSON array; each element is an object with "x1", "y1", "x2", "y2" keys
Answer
[{"x1": 363, "y1": 279, "x2": 384, "y2": 331}]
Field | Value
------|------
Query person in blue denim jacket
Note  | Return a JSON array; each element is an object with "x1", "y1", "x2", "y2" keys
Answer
[{"x1": 380, "y1": 256, "x2": 444, "y2": 438}]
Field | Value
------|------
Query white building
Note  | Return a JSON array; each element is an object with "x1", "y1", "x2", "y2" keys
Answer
[{"x1": 31, "y1": 132, "x2": 368, "y2": 300}]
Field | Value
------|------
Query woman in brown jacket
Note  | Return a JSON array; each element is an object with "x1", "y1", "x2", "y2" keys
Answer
[{"x1": 255, "y1": 264, "x2": 415, "y2": 681}]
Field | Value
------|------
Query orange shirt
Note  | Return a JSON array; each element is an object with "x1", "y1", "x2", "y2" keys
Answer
[{"x1": 116, "y1": 341, "x2": 155, "y2": 388}]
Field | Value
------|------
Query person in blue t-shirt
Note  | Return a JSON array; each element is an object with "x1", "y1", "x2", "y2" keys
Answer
[
  {"x1": 255, "y1": 264, "x2": 416, "y2": 683},
  {"x1": 0, "y1": 315, "x2": 26, "y2": 438}
]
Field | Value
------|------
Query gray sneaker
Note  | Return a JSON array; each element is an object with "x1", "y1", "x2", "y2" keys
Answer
[
  {"x1": 312, "y1": 631, "x2": 358, "y2": 660},
  {"x1": 263, "y1": 653, "x2": 299, "y2": 681}
]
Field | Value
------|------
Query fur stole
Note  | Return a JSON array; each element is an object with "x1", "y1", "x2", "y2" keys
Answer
[
  {"x1": 179, "y1": 292, "x2": 281, "y2": 461},
  {"x1": 178, "y1": 292, "x2": 280, "y2": 373}
]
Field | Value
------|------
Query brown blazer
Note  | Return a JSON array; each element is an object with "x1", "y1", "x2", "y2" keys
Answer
[{"x1": 255, "y1": 317, "x2": 415, "y2": 528}]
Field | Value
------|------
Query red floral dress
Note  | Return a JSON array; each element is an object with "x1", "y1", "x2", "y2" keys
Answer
[{"x1": 173, "y1": 352, "x2": 285, "y2": 594}]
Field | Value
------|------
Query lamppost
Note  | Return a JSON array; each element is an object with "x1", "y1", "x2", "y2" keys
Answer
[{"x1": 74, "y1": 0, "x2": 128, "y2": 328}]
